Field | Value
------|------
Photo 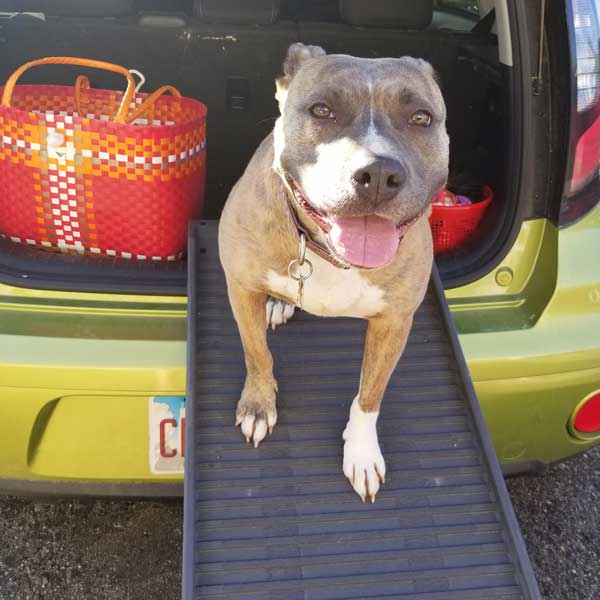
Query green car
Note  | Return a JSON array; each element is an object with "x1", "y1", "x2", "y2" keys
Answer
[{"x1": 0, "y1": 0, "x2": 599, "y2": 496}]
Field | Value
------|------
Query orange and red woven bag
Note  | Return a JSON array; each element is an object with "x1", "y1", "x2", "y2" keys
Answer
[{"x1": 0, "y1": 57, "x2": 207, "y2": 260}]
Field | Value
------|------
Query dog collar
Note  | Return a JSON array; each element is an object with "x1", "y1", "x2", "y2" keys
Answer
[{"x1": 279, "y1": 175, "x2": 352, "y2": 270}]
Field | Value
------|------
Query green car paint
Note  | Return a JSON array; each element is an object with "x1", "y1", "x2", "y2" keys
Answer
[
  {"x1": 453, "y1": 206, "x2": 600, "y2": 464},
  {"x1": 0, "y1": 207, "x2": 599, "y2": 492}
]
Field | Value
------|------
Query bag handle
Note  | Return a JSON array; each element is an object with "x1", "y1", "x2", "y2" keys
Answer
[
  {"x1": 1, "y1": 57, "x2": 137, "y2": 124},
  {"x1": 74, "y1": 76, "x2": 181, "y2": 125},
  {"x1": 74, "y1": 74, "x2": 91, "y2": 117},
  {"x1": 126, "y1": 85, "x2": 181, "y2": 124}
]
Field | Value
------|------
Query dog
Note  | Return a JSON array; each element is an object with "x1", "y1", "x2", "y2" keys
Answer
[{"x1": 219, "y1": 43, "x2": 449, "y2": 502}]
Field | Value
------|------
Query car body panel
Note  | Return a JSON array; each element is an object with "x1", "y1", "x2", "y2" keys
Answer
[
  {"x1": 1, "y1": 209, "x2": 599, "y2": 494},
  {"x1": 446, "y1": 219, "x2": 557, "y2": 334}
]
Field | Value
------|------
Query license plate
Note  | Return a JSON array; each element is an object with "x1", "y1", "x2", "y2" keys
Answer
[{"x1": 148, "y1": 396, "x2": 186, "y2": 474}]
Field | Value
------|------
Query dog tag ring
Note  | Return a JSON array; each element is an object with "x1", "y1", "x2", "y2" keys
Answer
[{"x1": 288, "y1": 233, "x2": 313, "y2": 309}]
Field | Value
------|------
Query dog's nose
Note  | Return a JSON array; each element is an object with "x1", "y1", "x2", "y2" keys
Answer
[{"x1": 352, "y1": 158, "x2": 406, "y2": 205}]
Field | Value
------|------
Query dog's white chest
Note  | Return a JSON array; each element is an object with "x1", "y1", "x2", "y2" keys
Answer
[{"x1": 266, "y1": 250, "x2": 386, "y2": 318}]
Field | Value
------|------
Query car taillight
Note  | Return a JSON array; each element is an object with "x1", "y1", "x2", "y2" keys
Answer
[
  {"x1": 572, "y1": 391, "x2": 600, "y2": 434},
  {"x1": 561, "y1": 0, "x2": 600, "y2": 225}
]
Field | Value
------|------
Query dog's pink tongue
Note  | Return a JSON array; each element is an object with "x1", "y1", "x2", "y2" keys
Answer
[{"x1": 328, "y1": 215, "x2": 399, "y2": 268}]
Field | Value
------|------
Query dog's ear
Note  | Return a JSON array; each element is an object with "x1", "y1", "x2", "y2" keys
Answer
[
  {"x1": 282, "y1": 42, "x2": 326, "y2": 78},
  {"x1": 275, "y1": 43, "x2": 326, "y2": 111},
  {"x1": 399, "y1": 56, "x2": 440, "y2": 86}
]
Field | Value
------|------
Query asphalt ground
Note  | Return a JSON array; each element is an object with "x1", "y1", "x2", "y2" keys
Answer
[{"x1": 1, "y1": 446, "x2": 599, "y2": 600}]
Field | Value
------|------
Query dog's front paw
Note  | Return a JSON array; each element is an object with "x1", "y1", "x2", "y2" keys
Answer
[
  {"x1": 342, "y1": 400, "x2": 386, "y2": 503},
  {"x1": 343, "y1": 434, "x2": 386, "y2": 503},
  {"x1": 266, "y1": 297, "x2": 295, "y2": 330},
  {"x1": 235, "y1": 380, "x2": 277, "y2": 448}
]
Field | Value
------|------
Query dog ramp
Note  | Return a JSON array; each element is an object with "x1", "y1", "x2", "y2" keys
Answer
[{"x1": 183, "y1": 220, "x2": 541, "y2": 600}]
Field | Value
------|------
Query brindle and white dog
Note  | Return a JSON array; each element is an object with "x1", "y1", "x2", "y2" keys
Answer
[{"x1": 219, "y1": 43, "x2": 449, "y2": 502}]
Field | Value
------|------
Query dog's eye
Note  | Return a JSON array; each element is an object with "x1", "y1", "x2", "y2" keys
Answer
[
  {"x1": 409, "y1": 110, "x2": 432, "y2": 127},
  {"x1": 309, "y1": 103, "x2": 335, "y2": 120}
]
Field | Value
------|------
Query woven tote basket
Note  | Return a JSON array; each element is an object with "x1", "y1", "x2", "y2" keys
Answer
[{"x1": 0, "y1": 57, "x2": 207, "y2": 260}]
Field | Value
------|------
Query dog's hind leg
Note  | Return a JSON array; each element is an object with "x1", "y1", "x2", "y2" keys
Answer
[
  {"x1": 266, "y1": 297, "x2": 295, "y2": 330},
  {"x1": 343, "y1": 313, "x2": 413, "y2": 502},
  {"x1": 227, "y1": 282, "x2": 278, "y2": 447}
]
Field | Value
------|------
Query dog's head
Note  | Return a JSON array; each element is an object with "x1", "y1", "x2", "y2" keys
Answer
[{"x1": 273, "y1": 43, "x2": 449, "y2": 268}]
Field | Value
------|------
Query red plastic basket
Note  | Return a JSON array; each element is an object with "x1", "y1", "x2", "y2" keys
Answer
[
  {"x1": 0, "y1": 57, "x2": 207, "y2": 261},
  {"x1": 429, "y1": 186, "x2": 493, "y2": 255}
]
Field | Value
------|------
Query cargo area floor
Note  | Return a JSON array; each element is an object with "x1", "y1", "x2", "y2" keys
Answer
[{"x1": 183, "y1": 221, "x2": 540, "y2": 600}]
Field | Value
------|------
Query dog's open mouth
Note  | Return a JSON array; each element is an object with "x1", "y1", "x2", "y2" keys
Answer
[{"x1": 287, "y1": 177, "x2": 426, "y2": 269}]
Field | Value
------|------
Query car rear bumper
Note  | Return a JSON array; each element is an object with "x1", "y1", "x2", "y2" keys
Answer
[
  {"x1": 0, "y1": 319, "x2": 188, "y2": 492},
  {"x1": 1, "y1": 336, "x2": 598, "y2": 496}
]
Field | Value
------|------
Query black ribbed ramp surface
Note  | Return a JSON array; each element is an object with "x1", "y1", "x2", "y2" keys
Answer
[{"x1": 183, "y1": 221, "x2": 541, "y2": 600}]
